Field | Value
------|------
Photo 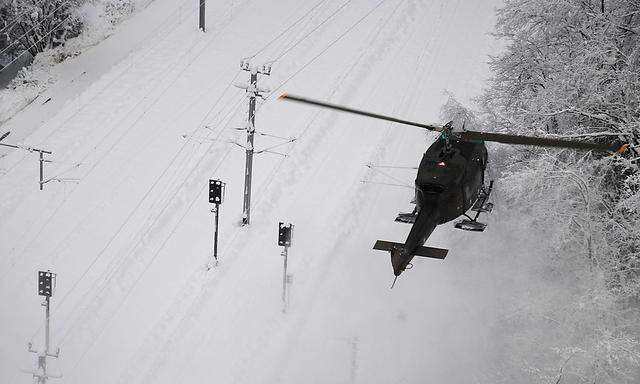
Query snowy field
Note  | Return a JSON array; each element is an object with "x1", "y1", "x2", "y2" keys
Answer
[{"x1": 0, "y1": 0, "x2": 506, "y2": 383}]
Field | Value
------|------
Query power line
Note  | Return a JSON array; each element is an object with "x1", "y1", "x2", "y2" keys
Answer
[
  {"x1": 0, "y1": 0, "x2": 194, "y2": 179},
  {"x1": 3, "y1": 0, "x2": 235, "y2": 281},
  {"x1": 65, "y1": 99, "x2": 244, "y2": 373},
  {"x1": 270, "y1": 0, "x2": 354, "y2": 63},
  {"x1": 29, "y1": 76, "x2": 243, "y2": 344},
  {"x1": 0, "y1": 1, "x2": 72, "y2": 58},
  {"x1": 53, "y1": 90, "x2": 245, "y2": 345},
  {"x1": 246, "y1": 0, "x2": 328, "y2": 59},
  {"x1": 1, "y1": 10, "x2": 205, "y2": 285},
  {"x1": 108, "y1": 8, "x2": 406, "y2": 365},
  {"x1": 268, "y1": 0, "x2": 388, "y2": 100},
  {"x1": 0, "y1": 6, "x2": 34, "y2": 34},
  {"x1": 0, "y1": 13, "x2": 72, "y2": 74},
  {"x1": 9, "y1": 0, "x2": 252, "y2": 284},
  {"x1": 254, "y1": 0, "x2": 402, "y2": 209}
]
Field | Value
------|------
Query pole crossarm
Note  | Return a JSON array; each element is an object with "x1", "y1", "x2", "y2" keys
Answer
[
  {"x1": 0, "y1": 140, "x2": 54, "y2": 190},
  {"x1": 0, "y1": 142, "x2": 52, "y2": 154}
]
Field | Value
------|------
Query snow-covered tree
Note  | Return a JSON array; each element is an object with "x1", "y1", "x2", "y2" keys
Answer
[
  {"x1": 445, "y1": 1, "x2": 640, "y2": 382},
  {"x1": 0, "y1": 0, "x2": 83, "y2": 60}
]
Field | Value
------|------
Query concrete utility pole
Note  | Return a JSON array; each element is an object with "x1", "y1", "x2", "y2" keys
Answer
[
  {"x1": 26, "y1": 271, "x2": 61, "y2": 384},
  {"x1": 0, "y1": 131, "x2": 52, "y2": 190},
  {"x1": 198, "y1": 0, "x2": 205, "y2": 32},
  {"x1": 278, "y1": 222, "x2": 293, "y2": 312},
  {"x1": 208, "y1": 179, "x2": 225, "y2": 268},
  {"x1": 235, "y1": 59, "x2": 271, "y2": 226}
]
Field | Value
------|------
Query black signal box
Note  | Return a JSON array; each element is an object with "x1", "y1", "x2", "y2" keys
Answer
[
  {"x1": 278, "y1": 222, "x2": 293, "y2": 247},
  {"x1": 38, "y1": 271, "x2": 56, "y2": 297},
  {"x1": 209, "y1": 180, "x2": 225, "y2": 204}
]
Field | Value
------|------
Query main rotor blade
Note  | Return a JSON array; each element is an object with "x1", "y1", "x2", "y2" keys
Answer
[
  {"x1": 280, "y1": 94, "x2": 628, "y2": 153},
  {"x1": 279, "y1": 94, "x2": 441, "y2": 132},
  {"x1": 460, "y1": 130, "x2": 627, "y2": 153}
]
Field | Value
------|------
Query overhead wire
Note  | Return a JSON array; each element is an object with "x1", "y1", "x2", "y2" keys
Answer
[
  {"x1": 0, "y1": 1, "x2": 73, "y2": 58},
  {"x1": 15, "y1": 1, "x2": 257, "y2": 291},
  {"x1": 1, "y1": 7, "x2": 205, "y2": 284},
  {"x1": 266, "y1": 0, "x2": 388, "y2": 101},
  {"x1": 29, "y1": 74, "x2": 244, "y2": 343},
  {"x1": 92, "y1": 3, "x2": 463, "y2": 378},
  {"x1": 0, "y1": 12, "x2": 73, "y2": 74},
  {"x1": 268, "y1": 0, "x2": 354, "y2": 63},
  {"x1": 248, "y1": 0, "x2": 393, "y2": 166},
  {"x1": 245, "y1": 0, "x2": 328, "y2": 59},
  {"x1": 64, "y1": 92, "x2": 245, "y2": 373},
  {"x1": 360, "y1": 0, "x2": 463, "y2": 191},
  {"x1": 52, "y1": 79, "x2": 247, "y2": 343},
  {"x1": 0, "y1": 0, "x2": 194, "y2": 179},
  {"x1": 25, "y1": 1, "x2": 260, "y2": 338},
  {"x1": 164, "y1": 3, "x2": 415, "y2": 372},
  {"x1": 89, "y1": 2, "x2": 414, "y2": 374},
  {"x1": 35, "y1": 0, "x2": 390, "y2": 368},
  {"x1": 0, "y1": 8, "x2": 32, "y2": 34},
  {"x1": 253, "y1": 0, "x2": 405, "y2": 210},
  {"x1": 5, "y1": 0, "x2": 251, "y2": 272}
]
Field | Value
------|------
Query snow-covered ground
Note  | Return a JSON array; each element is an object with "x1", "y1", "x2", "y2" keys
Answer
[{"x1": 0, "y1": 0, "x2": 505, "y2": 383}]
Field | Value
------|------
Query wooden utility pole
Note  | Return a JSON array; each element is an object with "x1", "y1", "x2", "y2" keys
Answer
[
  {"x1": 235, "y1": 60, "x2": 270, "y2": 225},
  {"x1": 26, "y1": 271, "x2": 61, "y2": 383}
]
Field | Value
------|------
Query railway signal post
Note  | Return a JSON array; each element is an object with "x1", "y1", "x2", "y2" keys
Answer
[
  {"x1": 198, "y1": 0, "x2": 205, "y2": 32},
  {"x1": 208, "y1": 179, "x2": 225, "y2": 268},
  {"x1": 235, "y1": 60, "x2": 271, "y2": 225},
  {"x1": 278, "y1": 222, "x2": 294, "y2": 312},
  {"x1": 26, "y1": 271, "x2": 61, "y2": 383}
]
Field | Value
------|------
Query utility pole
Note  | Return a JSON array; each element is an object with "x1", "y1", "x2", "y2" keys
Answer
[
  {"x1": 0, "y1": 131, "x2": 53, "y2": 190},
  {"x1": 235, "y1": 59, "x2": 271, "y2": 225},
  {"x1": 208, "y1": 179, "x2": 225, "y2": 269},
  {"x1": 278, "y1": 222, "x2": 293, "y2": 313},
  {"x1": 198, "y1": 0, "x2": 205, "y2": 32},
  {"x1": 26, "y1": 271, "x2": 61, "y2": 383}
]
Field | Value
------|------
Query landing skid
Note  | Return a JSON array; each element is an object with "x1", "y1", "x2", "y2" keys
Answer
[
  {"x1": 454, "y1": 220, "x2": 487, "y2": 232},
  {"x1": 395, "y1": 211, "x2": 417, "y2": 224},
  {"x1": 455, "y1": 180, "x2": 493, "y2": 232}
]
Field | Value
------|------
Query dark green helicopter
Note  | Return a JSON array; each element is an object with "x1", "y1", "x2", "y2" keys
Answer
[{"x1": 279, "y1": 94, "x2": 630, "y2": 284}]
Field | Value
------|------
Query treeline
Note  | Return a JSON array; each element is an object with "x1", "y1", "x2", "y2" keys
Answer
[
  {"x1": 0, "y1": 0, "x2": 134, "y2": 69},
  {"x1": 448, "y1": 0, "x2": 640, "y2": 382},
  {"x1": 0, "y1": 0, "x2": 83, "y2": 67}
]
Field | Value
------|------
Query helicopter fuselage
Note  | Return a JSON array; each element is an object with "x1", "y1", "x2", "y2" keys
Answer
[{"x1": 390, "y1": 137, "x2": 488, "y2": 275}]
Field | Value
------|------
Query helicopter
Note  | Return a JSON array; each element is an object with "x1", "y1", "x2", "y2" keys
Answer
[{"x1": 279, "y1": 94, "x2": 630, "y2": 283}]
